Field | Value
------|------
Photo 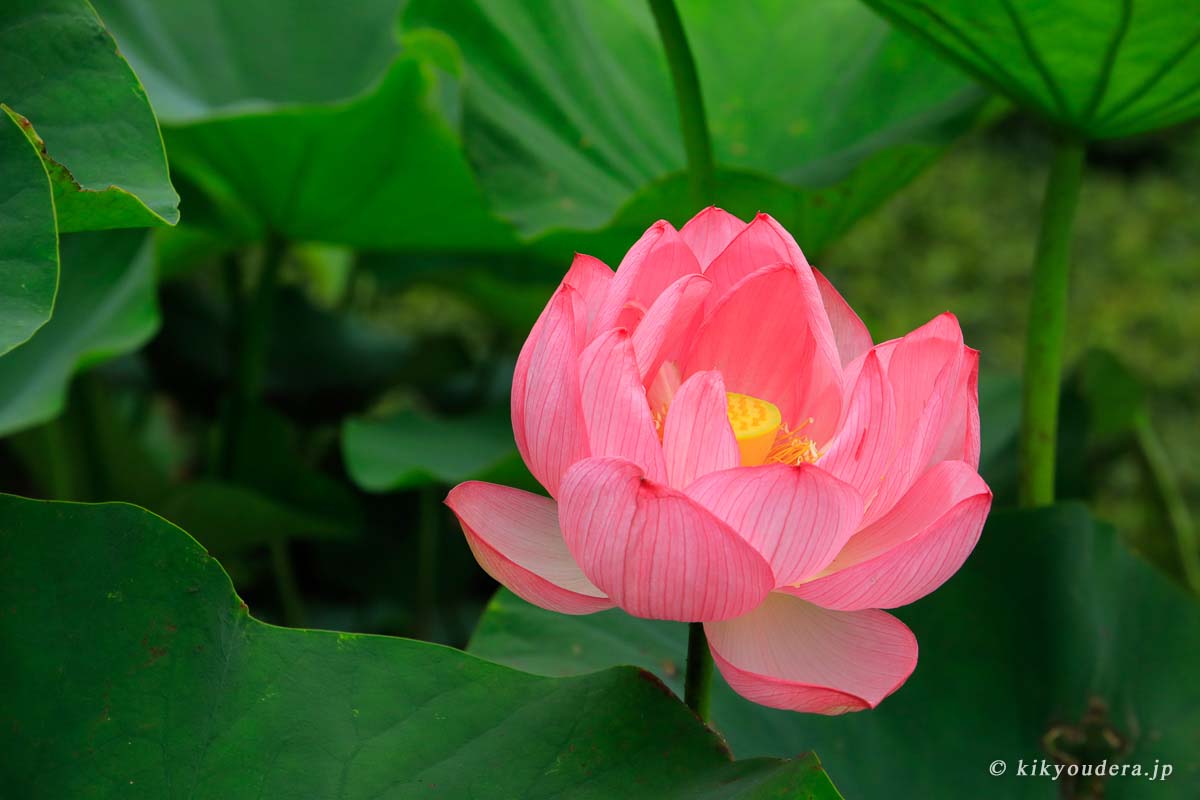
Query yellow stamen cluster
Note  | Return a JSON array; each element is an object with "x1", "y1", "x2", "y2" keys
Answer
[{"x1": 766, "y1": 420, "x2": 822, "y2": 465}]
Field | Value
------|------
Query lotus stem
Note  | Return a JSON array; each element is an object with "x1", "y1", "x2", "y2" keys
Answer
[
  {"x1": 220, "y1": 234, "x2": 306, "y2": 626},
  {"x1": 1019, "y1": 138, "x2": 1085, "y2": 508},
  {"x1": 684, "y1": 622, "x2": 714, "y2": 721},
  {"x1": 416, "y1": 485, "x2": 440, "y2": 639},
  {"x1": 648, "y1": 0, "x2": 716, "y2": 208},
  {"x1": 219, "y1": 235, "x2": 284, "y2": 478},
  {"x1": 1136, "y1": 416, "x2": 1200, "y2": 594}
]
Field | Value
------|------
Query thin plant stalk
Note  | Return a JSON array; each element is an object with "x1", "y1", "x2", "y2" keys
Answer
[
  {"x1": 648, "y1": 0, "x2": 716, "y2": 208},
  {"x1": 220, "y1": 236, "x2": 306, "y2": 627},
  {"x1": 1019, "y1": 139, "x2": 1086, "y2": 508},
  {"x1": 684, "y1": 622, "x2": 714, "y2": 722}
]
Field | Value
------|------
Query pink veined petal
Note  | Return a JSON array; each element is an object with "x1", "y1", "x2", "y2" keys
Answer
[
  {"x1": 930, "y1": 347, "x2": 981, "y2": 469},
  {"x1": 592, "y1": 220, "x2": 701, "y2": 333},
  {"x1": 559, "y1": 457, "x2": 775, "y2": 622},
  {"x1": 964, "y1": 351, "x2": 981, "y2": 470},
  {"x1": 863, "y1": 313, "x2": 969, "y2": 523},
  {"x1": 511, "y1": 288, "x2": 589, "y2": 497},
  {"x1": 786, "y1": 461, "x2": 991, "y2": 610},
  {"x1": 630, "y1": 273, "x2": 711, "y2": 382},
  {"x1": 661, "y1": 371, "x2": 740, "y2": 490},
  {"x1": 820, "y1": 351, "x2": 897, "y2": 503},
  {"x1": 578, "y1": 330, "x2": 668, "y2": 484},
  {"x1": 705, "y1": 592, "x2": 918, "y2": 714},
  {"x1": 686, "y1": 464, "x2": 864, "y2": 586},
  {"x1": 679, "y1": 206, "x2": 747, "y2": 269},
  {"x1": 813, "y1": 267, "x2": 872, "y2": 367},
  {"x1": 446, "y1": 482, "x2": 613, "y2": 615},
  {"x1": 681, "y1": 264, "x2": 844, "y2": 442},
  {"x1": 886, "y1": 312, "x2": 965, "y2": 434},
  {"x1": 704, "y1": 214, "x2": 804, "y2": 303},
  {"x1": 646, "y1": 360, "x2": 683, "y2": 420},
  {"x1": 562, "y1": 253, "x2": 614, "y2": 337}
]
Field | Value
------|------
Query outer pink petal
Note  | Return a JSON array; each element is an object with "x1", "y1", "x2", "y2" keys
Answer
[
  {"x1": 562, "y1": 253, "x2": 613, "y2": 336},
  {"x1": 559, "y1": 457, "x2": 775, "y2": 622},
  {"x1": 705, "y1": 593, "x2": 918, "y2": 714},
  {"x1": 885, "y1": 312, "x2": 965, "y2": 434},
  {"x1": 819, "y1": 351, "x2": 896, "y2": 502},
  {"x1": 662, "y1": 371, "x2": 740, "y2": 490},
  {"x1": 446, "y1": 482, "x2": 613, "y2": 615},
  {"x1": 679, "y1": 206, "x2": 747, "y2": 269},
  {"x1": 682, "y1": 264, "x2": 844, "y2": 441},
  {"x1": 592, "y1": 220, "x2": 701, "y2": 333},
  {"x1": 864, "y1": 313, "x2": 969, "y2": 523},
  {"x1": 813, "y1": 267, "x2": 872, "y2": 367},
  {"x1": 786, "y1": 461, "x2": 991, "y2": 610},
  {"x1": 511, "y1": 288, "x2": 589, "y2": 497},
  {"x1": 686, "y1": 465, "x2": 864, "y2": 586},
  {"x1": 930, "y1": 348, "x2": 981, "y2": 469},
  {"x1": 578, "y1": 330, "x2": 668, "y2": 484},
  {"x1": 630, "y1": 273, "x2": 711, "y2": 381}
]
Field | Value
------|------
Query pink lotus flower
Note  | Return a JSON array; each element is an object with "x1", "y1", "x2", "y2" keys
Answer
[{"x1": 447, "y1": 208, "x2": 991, "y2": 714}]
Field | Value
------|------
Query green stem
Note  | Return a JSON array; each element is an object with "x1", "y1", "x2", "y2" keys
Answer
[
  {"x1": 1018, "y1": 138, "x2": 1085, "y2": 508},
  {"x1": 71, "y1": 372, "x2": 110, "y2": 500},
  {"x1": 648, "y1": 0, "x2": 716, "y2": 208},
  {"x1": 1135, "y1": 416, "x2": 1200, "y2": 594},
  {"x1": 219, "y1": 237, "x2": 305, "y2": 626},
  {"x1": 415, "y1": 485, "x2": 440, "y2": 640},
  {"x1": 219, "y1": 237, "x2": 284, "y2": 478},
  {"x1": 684, "y1": 622, "x2": 714, "y2": 721},
  {"x1": 269, "y1": 537, "x2": 307, "y2": 628}
]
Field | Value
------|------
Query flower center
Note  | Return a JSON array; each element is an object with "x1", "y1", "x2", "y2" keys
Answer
[
  {"x1": 725, "y1": 392, "x2": 781, "y2": 466},
  {"x1": 725, "y1": 392, "x2": 822, "y2": 467}
]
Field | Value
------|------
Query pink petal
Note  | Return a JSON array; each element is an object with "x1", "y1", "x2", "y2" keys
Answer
[
  {"x1": 446, "y1": 482, "x2": 612, "y2": 615},
  {"x1": 813, "y1": 267, "x2": 872, "y2": 367},
  {"x1": 630, "y1": 273, "x2": 711, "y2": 381},
  {"x1": 562, "y1": 253, "x2": 613, "y2": 336},
  {"x1": 662, "y1": 371, "x2": 740, "y2": 490},
  {"x1": 682, "y1": 264, "x2": 844, "y2": 441},
  {"x1": 930, "y1": 348, "x2": 981, "y2": 469},
  {"x1": 679, "y1": 206, "x2": 747, "y2": 269},
  {"x1": 686, "y1": 465, "x2": 864, "y2": 586},
  {"x1": 819, "y1": 351, "x2": 896, "y2": 502},
  {"x1": 578, "y1": 330, "x2": 668, "y2": 484},
  {"x1": 864, "y1": 314, "x2": 970, "y2": 523},
  {"x1": 885, "y1": 312, "x2": 965, "y2": 435},
  {"x1": 511, "y1": 288, "x2": 589, "y2": 497},
  {"x1": 704, "y1": 214, "x2": 805, "y2": 302},
  {"x1": 786, "y1": 461, "x2": 990, "y2": 610},
  {"x1": 705, "y1": 592, "x2": 918, "y2": 713},
  {"x1": 592, "y1": 220, "x2": 701, "y2": 333},
  {"x1": 559, "y1": 458, "x2": 775, "y2": 622}
]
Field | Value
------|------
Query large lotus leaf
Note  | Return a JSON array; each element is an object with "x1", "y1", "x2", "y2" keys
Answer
[
  {"x1": 861, "y1": 0, "x2": 1200, "y2": 139},
  {"x1": 0, "y1": 0, "x2": 178, "y2": 231},
  {"x1": 403, "y1": 0, "x2": 986, "y2": 255},
  {"x1": 0, "y1": 111, "x2": 57, "y2": 356},
  {"x1": 0, "y1": 230, "x2": 159, "y2": 436},
  {"x1": 93, "y1": 0, "x2": 516, "y2": 250},
  {"x1": 0, "y1": 1, "x2": 177, "y2": 354},
  {"x1": 0, "y1": 494, "x2": 844, "y2": 799},
  {"x1": 471, "y1": 505, "x2": 1200, "y2": 798}
]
